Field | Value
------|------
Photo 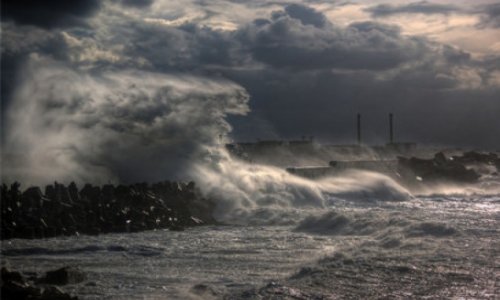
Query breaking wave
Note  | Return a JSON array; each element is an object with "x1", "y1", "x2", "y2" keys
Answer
[{"x1": 194, "y1": 155, "x2": 412, "y2": 224}]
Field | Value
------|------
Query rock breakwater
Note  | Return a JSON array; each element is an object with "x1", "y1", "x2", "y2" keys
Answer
[{"x1": 1, "y1": 181, "x2": 216, "y2": 240}]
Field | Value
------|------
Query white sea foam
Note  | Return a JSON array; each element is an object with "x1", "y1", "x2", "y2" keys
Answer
[{"x1": 194, "y1": 151, "x2": 412, "y2": 223}]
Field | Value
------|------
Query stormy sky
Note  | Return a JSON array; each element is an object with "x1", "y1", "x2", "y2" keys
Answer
[{"x1": 1, "y1": 0, "x2": 500, "y2": 183}]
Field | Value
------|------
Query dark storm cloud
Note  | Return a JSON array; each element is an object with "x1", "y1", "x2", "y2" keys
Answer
[
  {"x1": 104, "y1": 3, "x2": 432, "y2": 73},
  {"x1": 1, "y1": 0, "x2": 101, "y2": 28},
  {"x1": 366, "y1": 1, "x2": 459, "y2": 17},
  {"x1": 1, "y1": 0, "x2": 96, "y2": 103},
  {"x1": 239, "y1": 6, "x2": 429, "y2": 71},
  {"x1": 284, "y1": 4, "x2": 327, "y2": 28},
  {"x1": 227, "y1": 61, "x2": 500, "y2": 149},
  {"x1": 119, "y1": 0, "x2": 155, "y2": 8},
  {"x1": 365, "y1": 1, "x2": 500, "y2": 30},
  {"x1": 476, "y1": 3, "x2": 500, "y2": 28},
  {"x1": 119, "y1": 21, "x2": 246, "y2": 71},
  {"x1": 219, "y1": 5, "x2": 500, "y2": 148}
]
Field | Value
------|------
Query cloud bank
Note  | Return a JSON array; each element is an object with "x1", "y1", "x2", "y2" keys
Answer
[
  {"x1": 366, "y1": 2, "x2": 460, "y2": 18},
  {"x1": 2, "y1": 0, "x2": 500, "y2": 186}
]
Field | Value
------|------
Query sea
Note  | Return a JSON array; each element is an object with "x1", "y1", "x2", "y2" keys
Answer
[{"x1": 2, "y1": 181, "x2": 499, "y2": 299}]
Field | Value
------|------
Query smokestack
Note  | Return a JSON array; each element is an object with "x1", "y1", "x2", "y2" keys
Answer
[
  {"x1": 357, "y1": 113, "x2": 361, "y2": 145},
  {"x1": 389, "y1": 113, "x2": 394, "y2": 144}
]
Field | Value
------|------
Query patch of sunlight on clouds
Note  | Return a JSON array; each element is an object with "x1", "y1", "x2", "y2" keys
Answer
[
  {"x1": 323, "y1": 3, "x2": 370, "y2": 27},
  {"x1": 324, "y1": 2, "x2": 498, "y2": 57}
]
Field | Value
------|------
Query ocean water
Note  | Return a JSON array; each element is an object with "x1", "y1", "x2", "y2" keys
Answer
[{"x1": 2, "y1": 191, "x2": 499, "y2": 299}]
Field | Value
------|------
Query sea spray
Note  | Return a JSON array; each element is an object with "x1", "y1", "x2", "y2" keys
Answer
[
  {"x1": 2, "y1": 56, "x2": 249, "y2": 185},
  {"x1": 194, "y1": 149, "x2": 412, "y2": 224},
  {"x1": 3, "y1": 56, "x2": 413, "y2": 225}
]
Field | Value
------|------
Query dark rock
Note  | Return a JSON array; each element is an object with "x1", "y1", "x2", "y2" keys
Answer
[
  {"x1": 39, "y1": 286, "x2": 77, "y2": 300},
  {"x1": 84, "y1": 282, "x2": 97, "y2": 287},
  {"x1": 1, "y1": 280, "x2": 42, "y2": 300},
  {"x1": 190, "y1": 284, "x2": 218, "y2": 297},
  {"x1": 68, "y1": 182, "x2": 79, "y2": 203},
  {"x1": 452, "y1": 151, "x2": 499, "y2": 166},
  {"x1": 1, "y1": 266, "x2": 78, "y2": 299},
  {"x1": 169, "y1": 224, "x2": 185, "y2": 231},
  {"x1": 37, "y1": 266, "x2": 86, "y2": 285},
  {"x1": 398, "y1": 153, "x2": 480, "y2": 184},
  {"x1": 434, "y1": 152, "x2": 447, "y2": 163},
  {"x1": 2, "y1": 267, "x2": 25, "y2": 284},
  {"x1": 2, "y1": 180, "x2": 216, "y2": 240},
  {"x1": 16, "y1": 227, "x2": 36, "y2": 239},
  {"x1": 45, "y1": 184, "x2": 56, "y2": 201},
  {"x1": 22, "y1": 187, "x2": 44, "y2": 208}
]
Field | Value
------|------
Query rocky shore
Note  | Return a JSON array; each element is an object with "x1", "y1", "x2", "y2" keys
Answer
[
  {"x1": 1, "y1": 181, "x2": 216, "y2": 240},
  {"x1": 2, "y1": 265, "x2": 86, "y2": 299},
  {"x1": 396, "y1": 151, "x2": 500, "y2": 187}
]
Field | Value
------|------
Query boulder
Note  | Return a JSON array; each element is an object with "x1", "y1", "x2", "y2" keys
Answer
[
  {"x1": 190, "y1": 284, "x2": 219, "y2": 298},
  {"x1": 22, "y1": 187, "x2": 44, "y2": 208},
  {"x1": 452, "y1": 151, "x2": 499, "y2": 165},
  {"x1": 2, "y1": 267, "x2": 25, "y2": 284},
  {"x1": 433, "y1": 152, "x2": 447, "y2": 165},
  {"x1": 40, "y1": 286, "x2": 77, "y2": 300},
  {"x1": 37, "y1": 266, "x2": 86, "y2": 285},
  {"x1": 398, "y1": 153, "x2": 480, "y2": 184},
  {"x1": 1, "y1": 280, "x2": 42, "y2": 300},
  {"x1": 1, "y1": 267, "x2": 41, "y2": 300}
]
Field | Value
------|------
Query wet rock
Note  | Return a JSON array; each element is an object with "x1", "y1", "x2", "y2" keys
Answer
[
  {"x1": 169, "y1": 224, "x2": 185, "y2": 231},
  {"x1": 1, "y1": 280, "x2": 42, "y2": 300},
  {"x1": 1, "y1": 267, "x2": 76, "y2": 300},
  {"x1": 1, "y1": 180, "x2": 216, "y2": 240},
  {"x1": 39, "y1": 286, "x2": 77, "y2": 300},
  {"x1": 398, "y1": 153, "x2": 480, "y2": 184},
  {"x1": 36, "y1": 266, "x2": 86, "y2": 285},
  {"x1": 68, "y1": 182, "x2": 79, "y2": 203},
  {"x1": 433, "y1": 152, "x2": 447, "y2": 165},
  {"x1": 452, "y1": 151, "x2": 498, "y2": 165},
  {"x1": 394, "y1": 265, "x2": 413, "y2": 273},
  {"x1": 190, "y1": 284, "x2": 219, "y2": 298},
  {"x1": 22, "y1": 186, "x2": 44, "y2": 208},
  {"x1": 2, "y1": 267, "x2": 25, "y2": 285}
]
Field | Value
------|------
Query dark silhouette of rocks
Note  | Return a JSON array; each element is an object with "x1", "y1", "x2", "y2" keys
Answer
[
  {"x1": 398, "y1": 152, "x2": 481, "y2": 184},
  {"x1": 1, "y1": 181, "x2": 216, "y2": 240},
  {"x1": 1, "y1": 266, "x2": 78, "y2": 300},
  {"x1": 452, "y1": 151, "x2": 500, "y2": 168},
  {"x1": 36, "y1": 267, "x2": 86, "y2": 285}
]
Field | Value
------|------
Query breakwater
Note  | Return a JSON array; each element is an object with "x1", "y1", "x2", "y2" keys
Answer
[{"x1": 1, "y1": 181, "x2": 216, "y2": 240}]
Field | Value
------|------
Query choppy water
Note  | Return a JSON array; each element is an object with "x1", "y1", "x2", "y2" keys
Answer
[{"x1": 2, "y1": 192, "x2": 499, "y2": 299}]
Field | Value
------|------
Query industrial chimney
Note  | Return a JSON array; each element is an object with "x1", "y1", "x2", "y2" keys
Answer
[
  {"x1": 357, "y1": 113, "x2": 361, "y2": 145},
  {"x1": 389, "y1": 113, "x2": 394, "y2": 144}
]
